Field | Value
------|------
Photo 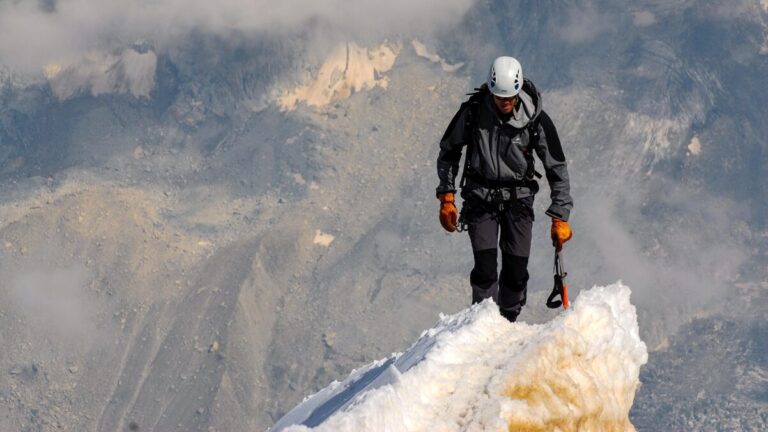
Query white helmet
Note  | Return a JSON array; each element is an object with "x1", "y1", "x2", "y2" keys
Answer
[{"x1": 487, "y1": 56, "x2": 523, "y2": 97}]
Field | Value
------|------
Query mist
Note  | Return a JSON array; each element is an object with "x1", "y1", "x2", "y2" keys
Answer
[
  {"x1": 558, "y1": 183, "x2": 747, "y2": 327},
  {"x1": 9, "y1": 265, "x2": 92, "y2": 338},
  {"x1": 0, "y1": 0, "x2": 766, "y2": 429},
  {"x1": 0, "y1": 0, "x2": 476, "y2": 74}
]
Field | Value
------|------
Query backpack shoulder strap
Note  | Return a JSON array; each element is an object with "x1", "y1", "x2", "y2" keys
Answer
[
  {"x1": 459, "y1": 84, "x2": 489, "y2": 189},
  {"x1": 519, "y1": 78, "x2": 543, "y2": 180},
  {"x1": 525, "y1": 117, "x2": 543, "y2": 180}
]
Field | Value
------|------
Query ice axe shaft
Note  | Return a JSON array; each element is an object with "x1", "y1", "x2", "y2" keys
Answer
[{"x1": 546, "y1": 251, "x2": 569, "y2": 309}]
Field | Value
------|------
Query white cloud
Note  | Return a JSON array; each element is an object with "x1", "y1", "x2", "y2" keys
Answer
[
  {"x1": 632, "y1": 10, "x2": 657, "y2": 27},
  {"x1": 45, "y1": 48, "x2": 157, "y2": 100},
  {"x1": 557, "y1": 5, "x2": 614, "y2": 44},
  {"x1": 0, "y1": 0, "x2": 476, "y2": 74},
  {"x1": 9, "y1": 265, "x2": 95, "y2": 340}
]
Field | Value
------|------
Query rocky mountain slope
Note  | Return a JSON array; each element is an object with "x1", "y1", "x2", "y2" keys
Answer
[{"x1": 1, "y1": 0, "x2": 766, "y2": 430}]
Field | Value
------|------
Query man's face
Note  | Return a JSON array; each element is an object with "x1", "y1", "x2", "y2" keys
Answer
[{"x1": 493, "y1": 94, "x2": 517, "y2": 114}]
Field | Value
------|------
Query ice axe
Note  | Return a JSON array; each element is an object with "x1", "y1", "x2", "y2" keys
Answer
[{"x1": 546, "y1": 251, "x2": 569, "y2": 309}]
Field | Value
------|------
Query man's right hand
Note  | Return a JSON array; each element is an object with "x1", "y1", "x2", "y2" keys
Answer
[{"x1": 438, "y1": 192, "x2": 458, "y2": 232}]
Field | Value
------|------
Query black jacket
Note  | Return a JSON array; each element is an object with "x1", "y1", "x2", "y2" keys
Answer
[{"x1": 436, "y1": 82, "x2": 573, "y2": 221}]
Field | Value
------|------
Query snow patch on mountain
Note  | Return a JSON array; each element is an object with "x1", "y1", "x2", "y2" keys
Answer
[
  {"x1": 272, "y1": 283, "x2": 648, "y2": 431},
  {"x1": 410, "y1": 39, "x2": 463, "y2": 72},
  {"x1": 313, "y1": 230, "x2": 335, "y2": 247},
  {"x1": 44, "y1": 48, "x2": 157, "y2": 100},
  {"x1": 276, "y1": 42, "x2": 400, "y2": 110},
  {"x1": 625, "y1": 114, "x2": 685, "y2": 172},
  {"x1": 687, "y1": 135, "x2": 702, "y2": 156}
]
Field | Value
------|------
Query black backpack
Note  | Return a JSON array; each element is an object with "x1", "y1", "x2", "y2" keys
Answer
[{"x1": 458, "y1": 80, "x2": 543, "y2": 191}]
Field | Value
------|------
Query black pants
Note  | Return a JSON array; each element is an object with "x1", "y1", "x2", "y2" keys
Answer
[{"x1": 463, "y1": 196, "x2": 534, "y2": 322}]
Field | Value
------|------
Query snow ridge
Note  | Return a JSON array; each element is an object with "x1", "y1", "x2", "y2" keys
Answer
[{"x1": 272, "y1": 282, "x2": 648, "y2": 432}]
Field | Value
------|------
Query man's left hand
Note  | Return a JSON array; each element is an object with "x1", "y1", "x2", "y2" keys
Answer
[{"x1": 551, "y1": 219, "x2": 572, "y2": 251}]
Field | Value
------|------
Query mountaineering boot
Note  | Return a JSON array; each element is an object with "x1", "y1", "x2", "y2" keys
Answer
[
  {"x1": 497, "y1": 254, "x2": 528, "y2": 322},
  {"x1": 499, "y1": 305, "x2": 521, "y2": 322},
  {"x1": 498, "y1": 285, "x2": 525, "y2": 323}
]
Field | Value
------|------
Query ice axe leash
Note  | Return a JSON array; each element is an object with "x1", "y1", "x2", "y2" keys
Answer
[{"x1": 546, "y1": 251, "x2": 569, "y2": 309}]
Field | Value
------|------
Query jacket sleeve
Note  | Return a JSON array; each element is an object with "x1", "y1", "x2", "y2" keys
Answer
[
  {"x1": 436, "y1": 104, "x2": 470, "y2": 195},
  {"x1": 533, "y1": 110, "x2": 573, "y2": 221}
]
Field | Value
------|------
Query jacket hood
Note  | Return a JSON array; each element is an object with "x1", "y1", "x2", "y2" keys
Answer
[{"x1": 484, "y1": 78, "x2": 542, "y2": 128}]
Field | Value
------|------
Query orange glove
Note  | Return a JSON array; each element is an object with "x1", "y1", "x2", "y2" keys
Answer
[
  {"x1": 437, "y1": 192, "x2": 458, "y2": 232},
  {"x1": 551, "y1": 218, "x2": 572, "y2": 251}
]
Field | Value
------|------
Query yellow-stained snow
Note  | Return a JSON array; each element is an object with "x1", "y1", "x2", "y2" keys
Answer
[
  {"x1": 275, "y1": 283, "x2": 647, "y2": 432},
  {"x1": 277, "y1": 42, "x2": 400, "y2": 110},
  {"x1": 503, "y1": 331, "x2": 639, "y2": 431}
]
